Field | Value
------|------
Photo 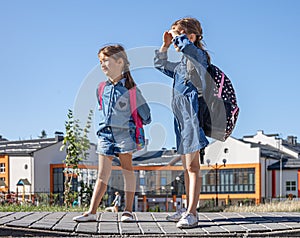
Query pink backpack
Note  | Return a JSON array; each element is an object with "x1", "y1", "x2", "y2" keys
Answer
[{"x1": 98, "y1": 82, "x2": 145, "y2": 150}]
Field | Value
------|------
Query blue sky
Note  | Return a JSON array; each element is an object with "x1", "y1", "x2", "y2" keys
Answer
[{"x1": 0, "y1": 0, "x2": 299, "y2": 150}]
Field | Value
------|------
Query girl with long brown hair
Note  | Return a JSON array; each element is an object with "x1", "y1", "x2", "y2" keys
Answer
[
  {"x1": 154, "y1": 17, "x2": 210, "y2": 228},
  {"x1": 73, "y1": 44, "x2": 151, "y2": 222}
]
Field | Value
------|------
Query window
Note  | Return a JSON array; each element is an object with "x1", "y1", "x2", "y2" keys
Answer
[
  {"x1": 0, "y1": 163, "x2": 5, "y2": 173},
  {"x1": 161, "y1": 177, "x2": 167, "y2": 186},
  {"x1": 286, "y1": 181, "x2": 296, "y2": 191},
  {"x1": 201, "y1": 168, "x2": 255, "y2": 194},
  {"x1": 140, "y1": 177, "x2": 145, "y2": 186}
]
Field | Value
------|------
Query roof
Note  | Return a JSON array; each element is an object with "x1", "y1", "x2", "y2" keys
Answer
[
  {"x1": 282, "y1": 140, "x2": 300, "y2": 154},
  {"x1": 242, "y1": 139, "x2": 300, "y2": 170},
  {"x1": 268, "y1": 158, "x2": 300, "y2": 170},
  {"x1": 239, "y1": 140, "x2": 293, "y2": 160},
  {"x1": 16, "y1": 178, "x2": 31, "y2": 186},
  {"x1": 0, "y1": 136, "x2": 63, "y2": 156}
]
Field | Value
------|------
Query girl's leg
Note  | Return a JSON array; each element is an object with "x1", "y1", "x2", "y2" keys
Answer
[
  {"x1": 119, "y1": 153, "x2": 135, "y2": 213},
  {"x1": 88, "y1": 154, "x2": 114, "y2": 214},
  {"x1": 184, "y1": 151, "x2": 201, "y2": 216},
  {"x1": 181, "y1": 155, "x2": 189, "y2": 209}
]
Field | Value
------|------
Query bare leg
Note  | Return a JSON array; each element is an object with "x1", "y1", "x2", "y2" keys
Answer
[
  {"x1": 184, "y1": 151, "x2": 201, "y2": 216},
  {"x1": 119, "y1": 153, "x2": 135, "y2": 213},
  {"x1": 181, "y1": 155, "x2": 189, "y2": 209},
  {"x1": 88, "y1": 154, "x2": 113, "y2": 214}
]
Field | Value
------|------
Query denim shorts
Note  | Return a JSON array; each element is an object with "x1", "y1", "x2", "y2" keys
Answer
[{"x1": 97, "y1": 126, "x2": 136, "y2": 156}]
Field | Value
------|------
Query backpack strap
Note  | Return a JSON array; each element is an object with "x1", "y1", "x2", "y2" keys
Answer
[
  {"x1": 129, "y1": 87, "x2": 144, "y2": 149},
  {"x1": 217, "y1": 72, "x2": 225, "y2": 98},
  {"x1": 97, "y1": 82, "x2": 106, "y2": 110},
  {"x1": 129, "y1": 87, "x2": 143, "y2": 129}
]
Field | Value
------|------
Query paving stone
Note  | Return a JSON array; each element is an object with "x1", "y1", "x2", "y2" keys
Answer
[
  {"x1": 6, "y1": 212, "x2": 49, "y2": 228},
  {"x1": 281, "y1": 222, "x2": 300, "y2": 229},
  {"x1": 259, "y1": 222, "x2": 292, "y2": 231},
  {"x1": 118, "y1": 213, "x2": 141, "y2": 235},
  {"x1": 76, "y1": 221, "x2": 98, "y2": 234},
  {"x1": 2, "y1": 212, "x2": 300, "y2": 236},
  {"x1": 73, "y1": 212, "x2": 100, "y2": 234},
  {"x1": 52, "y1": 212, "x2": 76, "y2": 232},
  {"x1": 0, "y1": 212, "x2": 13, "y2": 219},
  {"x1": 183, "y1": 226, "x2": 207, "y2": 234},
  {"x1": 241, "y1": 223, "x2": 271, "y2": 232},
  {"x1": 0, "y1": 212, "x2": 32, "y2": 225},
  {"x1": 151, "y1": 213, "x2": 186, "y2": 234},
  {"x1": 201, "y1": 222, "x2": 229, "y2": 234},
  {"x1": 219, "y1": 224, "x2": 248, "y2": 233},
  {"x1": 30, "y1": 212, "x2": 66, "y2": 230},
  {"x1": 98, "y1": 213, "x2": 119, "y2": 234},
  {"x1": 134, "y1": 212, "x2": 163, "y2": 234}
]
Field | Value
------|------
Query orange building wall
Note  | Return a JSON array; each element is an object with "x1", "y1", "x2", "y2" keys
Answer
[
  {"x1": 0, "y1": 155, "x2": 9, "y2": 192},
  {"x1": 200, "y1": 163, "x2": 261, "y2": 204},
  {"x1": 49, "y1": 163, "x2": 262, "y2": 204}
]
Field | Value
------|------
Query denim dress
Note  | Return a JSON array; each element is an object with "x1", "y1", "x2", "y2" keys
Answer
[{"x1": 154, "y1": 34, "x2": 209, "y2": 154}]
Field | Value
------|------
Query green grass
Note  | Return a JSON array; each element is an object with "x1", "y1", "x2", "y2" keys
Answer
[
  {"x1": 224, "y1": 200, "x2": 300, "y2": 212},
  {"x1": 2, "y1": 200, "x2": 300, "y2": 213},
  {"x1": 0, "y1": 204, "x2": 104, "y2": 212}
]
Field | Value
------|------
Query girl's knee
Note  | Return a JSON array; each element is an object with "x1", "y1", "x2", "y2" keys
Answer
[{"x1": 186, "y1": 165, "x2": 200, "y2": 174}]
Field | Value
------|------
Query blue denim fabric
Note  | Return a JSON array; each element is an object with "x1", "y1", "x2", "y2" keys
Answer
[
  {"x1": 154, "y1": 35, "x2": 209, "y2": 154},
  {"x1": 97, "y1": 126, "x2": 136, "y2": 156},
  {"x1": 96, "y1": 79, "x2": 151, "y2": 136}
]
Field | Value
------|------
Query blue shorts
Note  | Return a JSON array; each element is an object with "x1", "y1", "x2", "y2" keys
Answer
[{"x1": 97, "y1": 126, "x2": 136, "y2": 156}]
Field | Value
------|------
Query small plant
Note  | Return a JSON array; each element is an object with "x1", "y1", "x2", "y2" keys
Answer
[{"x1": 60, "y1": 109, "x2": 93, "y2": 207}]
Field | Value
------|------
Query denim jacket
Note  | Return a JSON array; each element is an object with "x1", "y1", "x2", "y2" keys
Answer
[
  {"x1": 96, "y1": 79, "x2": 151, "y2": 134},
  {"x1": 154, "y1": 34, "x2": 208, "y2": 96}
]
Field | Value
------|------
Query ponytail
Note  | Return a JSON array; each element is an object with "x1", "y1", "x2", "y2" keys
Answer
[
  {"x1": 123, "y1": 65, "x2": 136, "y2": 89},
  {"x1": 194, "y1": 35, "x2": 211, "y2": 65}
]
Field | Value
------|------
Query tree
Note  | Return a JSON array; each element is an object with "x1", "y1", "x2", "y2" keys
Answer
[{"x1": 60, "y1": 109, "x2": 93, "y2": 207}]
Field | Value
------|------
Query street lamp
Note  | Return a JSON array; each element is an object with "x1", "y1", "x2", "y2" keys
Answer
[
  {"x1": 276, "y1": 137, "x2": 283, "y2": 201},
  {"x1": 175, "y1": 175, "x2": 185, "y2": 193},
  {"x1": 206, "y1": 158, "x2": 227, "y2": 207},
  {"x1": 162, "y1": 185, "x2": 174, "y2": 212}
]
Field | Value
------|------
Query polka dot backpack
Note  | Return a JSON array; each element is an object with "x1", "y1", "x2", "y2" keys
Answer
[{"x1": 202, "y1": 64, "x2": 239, "y2": 141}]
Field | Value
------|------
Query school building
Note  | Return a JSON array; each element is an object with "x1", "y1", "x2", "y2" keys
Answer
[
  {"x1": 1, "y1": 130, "x2": 300, "y2": 211},
  {"x1": 0, "y1": 132, "x2": 98, "y2": 202}
]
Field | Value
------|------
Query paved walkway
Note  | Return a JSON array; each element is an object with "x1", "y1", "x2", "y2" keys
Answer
[{"x1": 1, "y1": 211, "x2": 300, "y2": 237}]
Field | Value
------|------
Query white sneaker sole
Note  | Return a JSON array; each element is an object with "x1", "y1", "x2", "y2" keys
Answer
[{"x1": 176, "y1": 222, "x2": 198, "y2": 229}]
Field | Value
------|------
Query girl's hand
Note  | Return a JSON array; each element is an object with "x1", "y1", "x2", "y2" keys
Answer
[
  {"x1": 162, "y1": 31, "x2": 173, "y2": 48},
  {"x1": 159, "y1": 31, "x2": 173, "y2": 53},
  {"x1": 168, "y1": 29, "x2": 185, "y2": 38}
]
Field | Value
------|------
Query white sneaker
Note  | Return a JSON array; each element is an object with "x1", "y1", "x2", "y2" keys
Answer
[
  {"x1": 166, "y1": 208, "x2": 186, "y2": 222},
  {"x1": 120, "y1": 211, "x2": 135, "y2": 222},
  {"x1": 176, "y1": 212, "x2": 198, "y2": 228},
  {"x1": 73, "y1": 212, "x2": 97, "y2": 222}
]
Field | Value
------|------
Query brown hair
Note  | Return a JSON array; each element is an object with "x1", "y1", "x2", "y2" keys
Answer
[
  {"x1": 98, "y1": 44, "x2": 136, "y2": 89},
  {"x1": 172, "y1": 17, "x2": 211, "y2": 64}
]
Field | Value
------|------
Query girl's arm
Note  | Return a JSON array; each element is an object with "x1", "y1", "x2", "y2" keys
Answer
[
  {"x1": 173, "y1": 34, "x2": 208, "y2": 69},
  {"x1": 136, "y1": 88, "x2": 152, "y2": 125},
  {"x1": 154, "y1": 31, "x2": 179, "y2": 78},
  {"x1": 154, "y1": 50, "x2": 179, "y2": 78}
]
